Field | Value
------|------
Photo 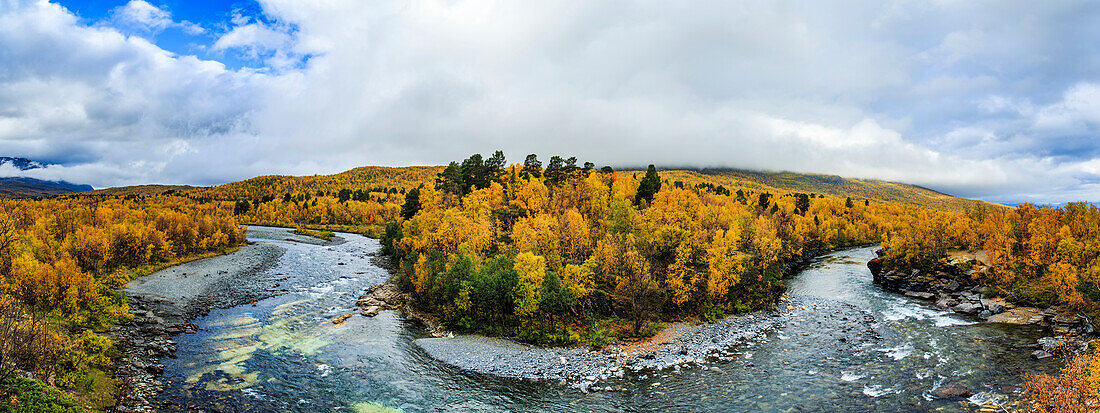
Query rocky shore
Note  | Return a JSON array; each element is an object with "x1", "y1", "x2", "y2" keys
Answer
[
  {"x1": 867, "y1": 253, "x2": 1095, "y2": 361},
  {"x1": 110, "y1": 226, "x2": 344, "y2": 412},
  {"x1": 413, "y1": 295, "x2": 881, "y2": 392},
  {"x1": 352, "y1": 244, "x2": 873, "y2": 390}
]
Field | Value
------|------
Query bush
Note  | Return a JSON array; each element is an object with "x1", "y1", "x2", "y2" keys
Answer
[
  {"x1": 701, "y1": 300, "x2": 726, "y2": 322},
  {"x1": 0, "y1": 374, "x2": 82, "y2": 413},
  {"x1": 55, "y1": 331, "x2": 113, "y2": 390},
  {"x1": 1022, "y1": 348, "x2": 1100, "y2": 412}
]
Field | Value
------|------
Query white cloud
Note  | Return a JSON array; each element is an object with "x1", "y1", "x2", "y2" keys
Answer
[
  {"x1": 213, "y1": 22, "x2": 289, "y2": 55},
  {"x1": 0, "y1": 0, "x2": 1098, "y2": 204},
  {"x1": 110, "y1": 0, "x2": 204, "y2": 35}
]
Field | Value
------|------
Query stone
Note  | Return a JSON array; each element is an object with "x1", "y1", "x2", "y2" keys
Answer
[
  {"x1": 1031, "y1": 350, "x2": 1053, "y2": 360},
  {"x1": 953, "y1": 302, "x2": 983, "y2": 315},
  {"x1": 935, "y1": 297, "x2": 959, "y2": 309},
  {"x1": 988, "y1": 303, "x2": 1005, "y2": 315},
  {"x1": 904, "y1": 291, "x2": 935, "y2": 300},
  {"x1": 931, "y1": 383, "x2": 975, "y2": 399},
  {"x1": 945, "y1": 281, "x2": 960, "y2": 292},
  {"x1": 867, "y1": 258, "x2": 883, "y2": 277},
  {"x1": 331, "y1": 314, "x2": 354, "y2": 324},
  {"x1": 360, "y1": 306, "x2": 381, "y2": 317},
  {"x1": 1052, "y1": 312, "x2": 1082, "y2": 326}
]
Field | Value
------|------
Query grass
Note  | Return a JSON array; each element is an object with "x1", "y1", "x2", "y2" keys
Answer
[
  {"x1": 293, "y1": 226, "x2": 336, "y2": 241},
  {"x1": 68, "y1": 369, "x2": 117, "y2": 411},
  {"x1": 0, "y1": 374, "x2": 84, "y2": 413}
]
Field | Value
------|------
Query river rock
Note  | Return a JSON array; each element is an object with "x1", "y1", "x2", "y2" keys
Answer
[
  {"x1": 930, "y1": 383, "x2": 975, "y2": 399},
  {"x1": 1031, "y1": 350, "x2": 1053, "y2": 360},
  {"x1": 332, "y1": 314, "x2": 354, "y2": 324},
  {"x1": 867, "y1": 258, "x2": 883, "y2": 277},
  {"x1": 361, "y1": 306, "x2": 381, "y2": 317},
  {"x1": 945, "y1": 280, "x2": 960, "y2": 292},
  {"x1": 904, "y1": 291, "x2": 935, "y2": 300},
  {"x1": 953, "y1": 302, "x2": 983, "y2": 315},
  {"x1": 934, "y1": 296, "x2": 959, "y2": 309}
]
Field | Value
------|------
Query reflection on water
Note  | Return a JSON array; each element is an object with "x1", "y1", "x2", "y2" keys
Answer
[{"x1": 160, "y1": 236, "x2": 1058, "y2": 412}]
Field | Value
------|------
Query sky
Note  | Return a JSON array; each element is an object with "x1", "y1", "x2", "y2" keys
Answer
[{"x1": 0, "y1": 0, "x2": 1099, "y2": 204}]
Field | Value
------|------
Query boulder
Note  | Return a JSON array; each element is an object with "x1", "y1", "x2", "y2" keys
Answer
[
  {"x1": 987, "y1": 303, "x2": 1005, "y2": 315},
  {"x1": 867, "y1": 258, "x2": 883, "y2": 277},
  {"x1": 1037, "y1": 337, "x2": 1063, "y2": 353},
  {"x1": 1052, "y1": 312, "x2": 1082, "y2": 326},
  {"x1": 934, "y1": 294, "x2": 960, "y2": 309},
  {"x1": 904, "y1": 291, "x2": 935, "y2": 300},
  {"x1": 1031, "y1": 350, "x2": 1053, "y2": 360},
  {"x1": 331, "y1": 314, "x2": 354, "y2": 324},
  {"x1": 953, "y1": 302, "x2": 983, "y2": 315},
  {"x1": 361, "y1": 306, "x2": 380, "y2": 317},
  {"x1": 930, "y1": 383, "x2": 975, "y2": 399},
  {"x1": 945, "y1": 281, "x2": 960, "y2": 292}
]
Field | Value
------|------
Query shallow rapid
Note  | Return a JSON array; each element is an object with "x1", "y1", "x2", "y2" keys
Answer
[{"x1": 157, "y1": 231, "x2": 1057, "y2": 411}]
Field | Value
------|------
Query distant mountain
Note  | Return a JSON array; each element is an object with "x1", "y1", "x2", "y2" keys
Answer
[
  {"x1": 0, "y1": 157, "x2": 93, "y2": 198},
  {"x1": 0, "y1": 156, "x2": 45, "y2": 171},
  {"x1": 0, "y1": 177, "x2": 93, "y2": 198}
]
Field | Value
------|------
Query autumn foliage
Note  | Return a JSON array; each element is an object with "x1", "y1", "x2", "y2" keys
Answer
[
  {"x1": 0, "y1": 195, "x2": 243, "y2": 394},
  {"x1": 383, "y1": 152, "x2": 954, "y2": 344},
  {"x1": 880, "y1": 201, "x2": 1100, "y2": 311},
  {"x1": 1023, "y1": 348, "x2": 1100, "y2": 413}
]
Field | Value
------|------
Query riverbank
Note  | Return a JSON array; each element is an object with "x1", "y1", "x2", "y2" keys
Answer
[
  {"x1": 867, "y1": 252, "x2": 1096, "y2": 361},
  {"x1": 111, "y1": 226, "x2": 345, "y2": 412},
  {"x1": 414, "y1": 295, "x2": 880, "y2": 392},
  {"x1": 360, "y1": 243, "x2": 882, "y2": 391}
]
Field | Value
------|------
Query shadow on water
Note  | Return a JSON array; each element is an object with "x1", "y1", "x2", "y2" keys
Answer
[{"x1": 158, "y1": 235, "x2": 1059, "y2": 412}]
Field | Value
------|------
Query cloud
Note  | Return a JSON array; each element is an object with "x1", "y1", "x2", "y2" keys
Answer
[
  {"x1": 110, "y1": 0, "x2": 204, "y2": 35},
  {"x1": 0, "y1": 0, "x2": 1098, "y2": 204}
]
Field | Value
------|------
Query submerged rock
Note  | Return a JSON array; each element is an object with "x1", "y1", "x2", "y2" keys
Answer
[
  {"x1": 1031, "y1": 350, "x2": 1053, "y2": 360},
  {"x1": 930, "y1": 383, "x2": 975, "y2": 399},
  {"x1": 361, "y1": 306, "x2": 381, "y2": 317},
  {"x1": 331, "y1": 314, "x2": 354, "y2": 324}
]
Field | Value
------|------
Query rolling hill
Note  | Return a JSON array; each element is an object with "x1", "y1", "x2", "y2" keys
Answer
[
  {"x1": 642, "y1": 169, "x2": 998, "y2": 214},
  {"x1": 192, "y1": 163, "x2": 990, "y2": 214},
  {"x1": 193, "y1": 166, "x2": 443, "y2": 200},
  {"x1": 77, "y1": 184, "x2": 197, "y2": 197}
]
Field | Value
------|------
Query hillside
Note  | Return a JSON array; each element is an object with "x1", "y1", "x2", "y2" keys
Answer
[
  {"x1": 645, "y1": 169, "x2": 996, "y2": 214},
  {"x1": 191, "y1": 163, "x2": 987, "y2": 214},
  {"x1": 193, "y1": 165, "x2": 443, "y2": 200},
  {"x1": 78, "y1": 184, "x2": 196, "y2": 197},
  {"x1": 0, "y1": 177, "x2": 93, "y2": 198}
]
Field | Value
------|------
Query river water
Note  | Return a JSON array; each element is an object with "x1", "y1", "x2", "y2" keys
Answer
[{"x1": 158, "y1": 230, "x2": 1057, "y2": 412}]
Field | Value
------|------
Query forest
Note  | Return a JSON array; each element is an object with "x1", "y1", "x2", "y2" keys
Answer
[
  {"x1": 0, "y1": 196, "x2": 243, "y2": 409},
  {"x1": 381, "y1": 152, "x2": 974, "y2": 344},
  {"x1": 0, "y1": 154, "x2": 1096, "y2": 411},
  {"x1": 879, "y1": 202, "x2": 1100, "y2": 312}
]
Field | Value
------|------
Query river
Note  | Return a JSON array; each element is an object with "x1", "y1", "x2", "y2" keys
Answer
[{"x1": 154, "y1": 228, "x2": 1057, "y2": 412}]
